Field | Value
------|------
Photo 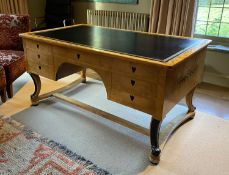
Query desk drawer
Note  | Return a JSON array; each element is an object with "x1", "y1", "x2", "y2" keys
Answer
[
  {"x1": 112, "y1": 60, "x2": 159, "y2": 83},
  {"x1": 25, "y1": 40, "x2": 52, "y2": 54},
  {"x1": 53, "y1": 47, "x2": 101, "y2": 68},
  {"x1": 112, "y1": 74, "x2": 156, "y2": 98},
  {"x1": 26, "y1": 48, "x2": 53, "y2": 65},
  {"x1": 27, "y1": 61, "x2": 54, "y2": 79},
  {"x1": 110, "y1": 89, "x2": 153, "y2": 114}
]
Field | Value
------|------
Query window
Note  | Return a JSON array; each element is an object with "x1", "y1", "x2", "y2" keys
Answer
[{"x1": 195, "y1": 0, "x2": 229, "y2": 38}]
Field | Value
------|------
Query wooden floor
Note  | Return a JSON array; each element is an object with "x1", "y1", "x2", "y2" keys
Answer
[
  {"x1": 86, "y1": 69, "x2": 229, "y2": 120},
  {"x1": 181, "y1": 90, "x2": 229, "y2": 120}
]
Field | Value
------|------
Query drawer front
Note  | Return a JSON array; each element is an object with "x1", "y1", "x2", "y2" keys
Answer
[
  {"x1": 112, "y1": 74, "x2": 156, "y2": 98},
  {"x1": 76, "y1": 52, "x2": 101, "y2": 67},
  {"x1": 112, "y1": 60, "x2": 159, "y2": 83},
  {"x1": 53, "y1": 47, "x2": 101, "y2": 68},
  {"x1": 25, "y1": 40, "x2": 52, "y2": 54},
  {"x1": 110, "y1": 89, "x2": 154, "y2": 114},
  {"x1": 27, "y1": 61, "x2": 54, "y2": 79},
  {"x1": 26, "y1": 48, "x2": 53, "y2": 65}
]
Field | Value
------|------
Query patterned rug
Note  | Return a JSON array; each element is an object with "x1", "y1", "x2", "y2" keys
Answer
[{"x1": 0, "y1": 117, "x2": 110, "y2": 175}]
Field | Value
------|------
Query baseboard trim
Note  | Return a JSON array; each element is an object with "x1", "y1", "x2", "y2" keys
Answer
[{"x1": 203, "y1": 72, "x2": 229, "y2": 88}]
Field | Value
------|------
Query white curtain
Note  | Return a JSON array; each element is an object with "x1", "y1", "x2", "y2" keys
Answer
[{"x1": 149, "y1": 0, "x2": 196, "y2": 37}]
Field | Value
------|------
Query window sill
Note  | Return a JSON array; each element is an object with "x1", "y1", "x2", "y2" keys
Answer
[
  {"x1": 207, "y1": 45, "x2": 229, "y2": 53},
  {"x1": 194, "y1": 34, "x2": 229, "y2": 47}
]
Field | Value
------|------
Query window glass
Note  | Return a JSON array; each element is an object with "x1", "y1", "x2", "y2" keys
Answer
[{"x1": 195, "y1": 0, "x2": 229, "y2": 38}]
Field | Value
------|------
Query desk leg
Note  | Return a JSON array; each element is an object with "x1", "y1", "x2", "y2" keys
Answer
[
  {"x1": 186, "y1": 87, "x2": 196, "y2": 115},
  {"x1": 148, "y1": 88, "x2": 196, "y2": 165},
  {"x1": 149, "y1": 118, "x2": 161, "y2": 165},
  {"x1": 81, "y1": 68, "x2": 86, "y2": 83},
  {"x1": 30, "y1": 73, "x2": 41, "y2": 106}
]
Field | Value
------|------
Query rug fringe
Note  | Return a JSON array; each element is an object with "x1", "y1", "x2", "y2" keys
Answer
[{"x1": 1, "y1": 117, "x2": 111, "y2": 175}]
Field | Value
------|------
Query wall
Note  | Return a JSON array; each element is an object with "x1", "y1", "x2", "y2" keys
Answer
[
  {"x1": 204, "y1": 50, "x2": 229, "y2": 87},
  {"x1": 27, "y1": 0, "x2": 46, "y2": 29},
  {"x1": 27, "y1": 0, "x2": 151, "y2": 27},
  {"x1": 72, "y1": 0, "x2": 152, "y2": 24}
]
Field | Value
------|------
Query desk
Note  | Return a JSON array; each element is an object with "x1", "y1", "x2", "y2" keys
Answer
[{"x1": 20, "y1": 25, "x2": 211, "y2": 164}]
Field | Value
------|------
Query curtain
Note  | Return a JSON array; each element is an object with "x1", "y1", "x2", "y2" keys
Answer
[
  {"x1": 0, "y1": 0, "x2": 28, "y2": 14},
  {"x1": 149, "y1": 0, "x2": 196, "y2": 37}
]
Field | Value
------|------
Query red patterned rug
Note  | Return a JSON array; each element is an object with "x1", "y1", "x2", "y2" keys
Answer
[{"x1": 0, "y1": 118, "x2": 110, "y2": 175}]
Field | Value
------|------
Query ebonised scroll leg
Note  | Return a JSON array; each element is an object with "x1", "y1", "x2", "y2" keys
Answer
[
  {"x1": 81, "y1": 68, "x2": 86, "y2": 83},
  {"x1": 186, "y1": 87, "x2": 196, "y2": 117},
  {"x1": 30, "y1": 73, "x2": 41, "y2": 106},
  {"x1": 149, "y1": 118, "x2": 162, "y2": 165}
]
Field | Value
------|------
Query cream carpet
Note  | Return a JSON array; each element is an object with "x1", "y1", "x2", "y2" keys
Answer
[{"x1": 0, "y1": 73, "x2": 229, "y2": 175}]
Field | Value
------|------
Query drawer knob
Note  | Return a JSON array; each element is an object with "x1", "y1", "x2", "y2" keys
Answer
[
  {"x1": 130, "y1": 95, "x2": 135, "y2": 101},
  {"x1": 77, "y1": 54, "x2": 80, "y2": 59},
  {"x1": 131, "y1": 80, "x2": 135, "y2": 86},
  {"x1": 38, "y1": 66, "x2": 41, "y2": 70},
  {"x1": 132, "y1": 66, "x2": 136, "y2": 73},
  {"x1": 37, "y1": 44, "x2": 39, "y2": 49},
  {"x1": 37, "y1": 54, "x2": 40, "y2": 58}
]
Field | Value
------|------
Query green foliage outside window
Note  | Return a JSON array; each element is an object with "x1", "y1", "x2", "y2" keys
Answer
[{"x1": 195, "y1": 0, "x2": 229, "y2": 38}]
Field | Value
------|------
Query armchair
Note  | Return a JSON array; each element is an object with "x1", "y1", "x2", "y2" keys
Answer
[{"x1": 0, "y1": 14, "x2": 30, "y2": 99}]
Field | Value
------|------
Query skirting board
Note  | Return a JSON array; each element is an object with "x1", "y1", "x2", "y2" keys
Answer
[{"x1": 203, "y1": 71, "x2": 229, "y2": 88}]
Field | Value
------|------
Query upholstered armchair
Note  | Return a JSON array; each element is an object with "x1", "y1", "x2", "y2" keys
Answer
[{"x1": 0, "y1": 14, "x2": 30, "y2": 100}]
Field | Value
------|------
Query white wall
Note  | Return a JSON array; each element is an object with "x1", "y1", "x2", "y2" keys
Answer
[
  {"x1": 27, "y1": 0, "x2": 46, "y2": 28},
  {"x1": 204, "y1": 50, "x2": 229, "y2": 87},
  {"x1": 72, "y1": 0, "x2": 152, "y2": 24}
]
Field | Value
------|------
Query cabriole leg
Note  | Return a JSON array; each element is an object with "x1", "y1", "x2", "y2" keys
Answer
[
  {"x1": 30, "y1": 73, "x2": 41, "y2": 106},
  {"x1": 186, "y1": 87, "x2": 196, "y2": 116}
]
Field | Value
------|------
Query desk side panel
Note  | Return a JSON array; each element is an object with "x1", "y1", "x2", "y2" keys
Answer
[
  {"x1": 163, "y1": 47, "x2": 207, "y2": 116},
  {"x1": 23, "y1": 39, "x2": 56, "y2": 80}
]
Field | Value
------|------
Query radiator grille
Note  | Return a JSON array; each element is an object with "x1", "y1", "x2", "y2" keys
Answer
[{"x1": 87, "y1": 9, "x2": 149, "y2": 32}]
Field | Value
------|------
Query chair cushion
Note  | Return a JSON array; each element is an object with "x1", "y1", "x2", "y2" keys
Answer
[
  {"x1": 0, "y1": 50, "x2": 25, "y2": 83},
  {"x1": 0, "y1": 66, "x2": 6, "y2": 89},
  {"x1": 0, "y1": 14, "x2": 30, "y2": 50},
  {"x1": 0, "y1": 50, "x2": 24, "y2": 66}
]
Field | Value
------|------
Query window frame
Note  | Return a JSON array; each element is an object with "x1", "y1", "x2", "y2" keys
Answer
[
  {"x1": 194, "y1": 0, "x2": 229, "y2": 46},
  {"x1": 194, "y1": 34, "x2": 229, "y2": 46}
]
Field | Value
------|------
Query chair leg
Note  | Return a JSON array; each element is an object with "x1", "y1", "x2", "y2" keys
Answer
[
  {"x1": 0, "y1": 88, "x2": 7, "y2": 103},
  {"x1": 6, "y1": 83, "x2": 13, "y2": 98}
]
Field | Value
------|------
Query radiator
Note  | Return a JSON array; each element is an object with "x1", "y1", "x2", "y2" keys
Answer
[{"x1": 87, "y1": 9, "x2": 149, "y2": 32}]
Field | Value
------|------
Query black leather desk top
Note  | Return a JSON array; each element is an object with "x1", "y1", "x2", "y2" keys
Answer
[{"x1": 34, "y1": 25, "x2": 202, "y2": 62}]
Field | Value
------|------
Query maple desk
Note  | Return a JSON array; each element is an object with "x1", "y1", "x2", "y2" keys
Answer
[{"x1": 20, "y1": 25, "x2": 211, "y2": 164}]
